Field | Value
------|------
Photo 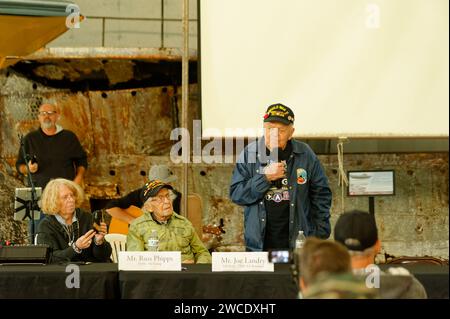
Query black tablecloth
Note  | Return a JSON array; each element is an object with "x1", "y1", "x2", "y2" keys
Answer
[
  {"x1": 0, "y1": 263, "x2": 119, "y2": 299},
  {"x1": 119, "y1": 264, "x2": 299, "y2": 299},
  {"x1": 0, "y1": 263, "x2": 448, "y2": 299}
]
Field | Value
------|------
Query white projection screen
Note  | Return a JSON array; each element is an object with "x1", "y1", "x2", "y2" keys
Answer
[{"x1": 200, "y1": 0, "x2": 449, "y2": 138}]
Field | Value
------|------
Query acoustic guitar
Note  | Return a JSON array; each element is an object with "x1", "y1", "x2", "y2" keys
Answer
[
  {"x1": 108, "y1": 205, "x2": 143, "y2": 235},
  {"x1": 108, "y1": 206, "x2": 226, "y2": 246}
]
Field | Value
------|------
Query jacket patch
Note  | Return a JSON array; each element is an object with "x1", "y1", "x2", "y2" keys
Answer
[
  {"x1": 297, "y1": 168, "x2": 307, "y2": 184},
  {"x1": 265, "y1": 190, "x2": 290, "y2": 202}
]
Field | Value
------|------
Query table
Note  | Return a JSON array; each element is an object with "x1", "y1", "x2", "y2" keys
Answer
[
  {"x1": 0, "y1": 263, "x2": 448, "y2": 299},
  {"x1": 119, "y1": 264, "x2": 299, "y2": 299},
  {"x1": 0, "y1": 263, "x2": 119, "y2": 299}
]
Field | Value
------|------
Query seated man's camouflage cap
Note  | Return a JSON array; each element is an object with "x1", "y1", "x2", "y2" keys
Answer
[
  {"x1": 263, "y1": 103, "x2": 295, "y2": 125},
  {"x1": 141, "y1": 179, "x2": 173, "y2": 203}
]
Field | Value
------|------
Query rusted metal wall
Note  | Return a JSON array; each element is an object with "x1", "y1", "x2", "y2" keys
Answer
[
  {"x1": 325, "y1": 153, "x2": 449, "y2": 260},
  {"x1": 0, "y1": 71, "x2": 448, "y2": 260},
  {"x1": 0, "y1": 70, "x2": 199, "y2": 197}
]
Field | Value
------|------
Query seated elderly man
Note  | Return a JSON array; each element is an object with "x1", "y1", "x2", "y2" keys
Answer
[
  {"x1": 105, "y1": 164, "x2": 182, "y2": 233},
  {"x1": 126, "y1": 180, "x2": 212, "y2": 264}
]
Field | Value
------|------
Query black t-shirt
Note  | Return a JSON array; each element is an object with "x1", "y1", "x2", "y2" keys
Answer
[
  {"x1": 15, "y1": 128, "x2": 87, "y2": 188},
  {"x1": 263, "y1": 141, "x2": 293, "y2": 250}
]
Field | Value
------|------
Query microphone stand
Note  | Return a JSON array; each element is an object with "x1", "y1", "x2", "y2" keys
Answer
[{"x1": 18, "y1": 134, "x2": 39, "y2": 245}]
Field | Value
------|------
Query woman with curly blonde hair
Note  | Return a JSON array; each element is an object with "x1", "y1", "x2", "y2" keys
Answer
[{"x1": 37, "y1": 178, "x2": 111, "y2": 263}]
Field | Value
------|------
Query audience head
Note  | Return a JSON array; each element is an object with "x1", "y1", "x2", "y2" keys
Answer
[
  {"x1": 297, "y1": 237, "x2": 352, "y2": 289},
  {"x1": 297, "y1": 237, "x2": 379, "y2": 299},
  {"x1": 334, "y1": 210, "x2": 381, "y2": 267}
]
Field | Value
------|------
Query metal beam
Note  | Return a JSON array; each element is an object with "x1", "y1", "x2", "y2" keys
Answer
[{"x1": 181, "y1": 0, "x2": 189, "y2": 217}]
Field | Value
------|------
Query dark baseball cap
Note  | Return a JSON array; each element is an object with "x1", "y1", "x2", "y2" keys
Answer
[
  {"x1": 263, "y1": 103, "x2": 295, "y2": 125},
  {"x1": 141, "y1": 179, "x2": 173, "y2": 203},
  {"x1": 334, "y1": 210, "x2": 378, "y2": 251}
]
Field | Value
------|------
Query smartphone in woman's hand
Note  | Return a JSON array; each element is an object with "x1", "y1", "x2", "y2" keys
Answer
[{"x1": 92, "y1": 210, "x2": 103, "y2": 232}]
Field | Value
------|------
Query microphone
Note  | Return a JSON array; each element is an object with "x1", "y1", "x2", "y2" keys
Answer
[
  {"x1": 274, "y1": 177, "x2": 283, "y2": 189},
  {"x1": 15, "y1": 123, "x2": 38, "y2": 166},
  {"x1": 269, "y1": 147, "x2": 280, "y2": 163},
  {"x1": 269, "y1": 148, "x2": 283, "y2": 189},
  {"x1": 30, "y1": 155, "x2": 38, "y2": 165},
  {"x1": 17, "y1": 132, "x2": 25, "y2": 147},
  {"x1": 22, "y1": 231, "x2": 46, "y2": 245},
  {"x1": 15, "y1": 122, "x2": 24, "y2": 141}
]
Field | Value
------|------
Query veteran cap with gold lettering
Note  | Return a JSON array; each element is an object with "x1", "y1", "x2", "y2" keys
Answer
[
  {"x1": 263, "y1": 103, "x2": 295, "y2": 125},
  {"x1": 141, "y1": 179, "x2": 173, "y2": 203}
]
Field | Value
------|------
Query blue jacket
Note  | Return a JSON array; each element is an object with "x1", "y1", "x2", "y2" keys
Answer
[{"x1": 230, "y1": 138, "x2": 332, "y2": 251}]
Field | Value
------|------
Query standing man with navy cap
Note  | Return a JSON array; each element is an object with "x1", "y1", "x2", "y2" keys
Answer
[{"x1": 230, "y1": 103, "x2": 332, "y2": 251}]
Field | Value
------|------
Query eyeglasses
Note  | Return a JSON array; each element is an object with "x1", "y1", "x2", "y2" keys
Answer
[
  {"x1": 152, "y1": 194, "x2": 172, "y2": 203},
  {"x1": 38, "y1": 111, "x2": 57, "y2": 116},
  {"x1": 60, "y1": 193, "x2": 76, "y2": 201},
  {"x1": 264, "y1": 127, "x2": 289, "y2": 134}
]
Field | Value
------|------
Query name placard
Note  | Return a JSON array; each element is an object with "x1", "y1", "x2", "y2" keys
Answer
[
  {"x1": 118, "y1": 251, "x2": 181, "y2": 271},
  {"x1": 212, "y1": 252, "x2": 274, "y2": 272}
]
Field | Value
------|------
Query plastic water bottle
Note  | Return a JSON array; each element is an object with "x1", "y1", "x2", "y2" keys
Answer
[
  {"x1": 295, "y1": 230, "x2": 306, "y2": 249},
  {"x1": 147, "y1": 229, "x2": 159, "y2": 251}
]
